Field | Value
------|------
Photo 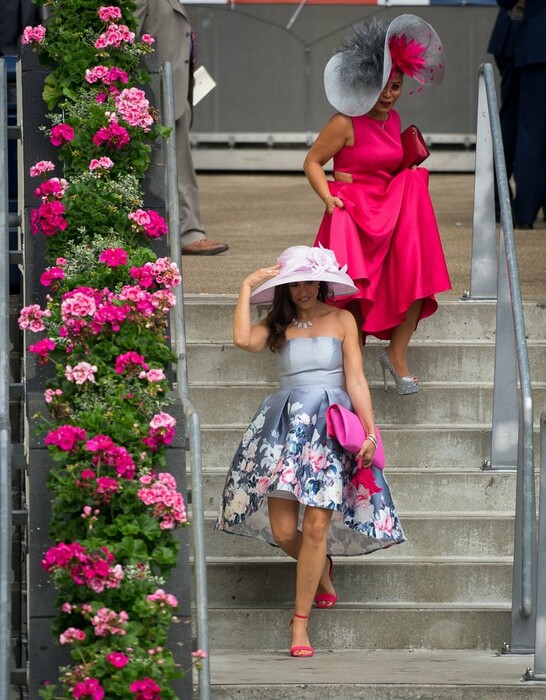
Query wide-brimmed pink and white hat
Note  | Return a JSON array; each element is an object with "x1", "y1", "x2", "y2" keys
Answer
[{"x1": 250, "y1": 245, "x2": 358, "y2": 304}]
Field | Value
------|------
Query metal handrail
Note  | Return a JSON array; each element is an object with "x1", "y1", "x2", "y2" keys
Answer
[
  {"x1": 472, "y1": 64, "x2": 535, "y2": 651},
  {"x1": 160, "y1": 62, "x2": 211, "y2": 700},
  {"x1": 0, "y1": 58, "x2": 13, "y2": 700}
]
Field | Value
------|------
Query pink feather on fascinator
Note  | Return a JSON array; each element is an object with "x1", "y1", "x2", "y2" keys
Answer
[{"x1": 388, "y1": 34, "x2": 427, "y2": 80}]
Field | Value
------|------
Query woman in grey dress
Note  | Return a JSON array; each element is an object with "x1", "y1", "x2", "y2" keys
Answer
[{"x1": 215, "y1": 246, "x2": 405, "y2": 657}]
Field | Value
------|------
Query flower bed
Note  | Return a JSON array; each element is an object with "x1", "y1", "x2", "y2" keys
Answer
[{"x1": 20, "y1": 2, "x2": 202, "y2": 697}]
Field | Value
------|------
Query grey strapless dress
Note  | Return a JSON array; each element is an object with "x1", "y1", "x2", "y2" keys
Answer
[{"x1": 215, "y1": 337, "x2": 405, "y2": 555}]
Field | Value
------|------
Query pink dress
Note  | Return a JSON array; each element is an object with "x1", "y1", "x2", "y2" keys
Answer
[{"x1": 314, "y1": 111, "x2": 451, "y2": 340}]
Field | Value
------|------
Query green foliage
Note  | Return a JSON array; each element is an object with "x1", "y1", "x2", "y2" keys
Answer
[{"x1": 23, "y1": 2, "x2": 196, "y2": 697}]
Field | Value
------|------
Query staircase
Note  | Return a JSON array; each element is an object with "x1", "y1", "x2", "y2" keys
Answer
[{"x1": 186, "y1": 295, "x2": 546, "y2": 699}]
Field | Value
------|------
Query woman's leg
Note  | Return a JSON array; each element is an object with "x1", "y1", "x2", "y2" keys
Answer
[
  {"x1": 268, "y1": 498, "x2": 336, "y2": 597},
  {"x1": 386, "y1": 299, "x2": 423, "y2": 377},
  {"x1": 267, "y1": 497, "x2": 301, "y2": 559},
  {"x1": 291, "y1": 506, "x2": 333, "y2": 649}
]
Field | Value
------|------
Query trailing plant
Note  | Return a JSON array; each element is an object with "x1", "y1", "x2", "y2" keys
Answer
[{"x1": 21, "y1": 3, "x2": 204, "y2": 697}]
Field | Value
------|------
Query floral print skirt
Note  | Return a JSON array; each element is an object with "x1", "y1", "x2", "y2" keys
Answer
[{"x1": 215, "y1": 385, "x2": 405, "y2": 556}]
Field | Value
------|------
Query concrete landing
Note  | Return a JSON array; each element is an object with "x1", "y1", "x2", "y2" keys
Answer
[
  {"x1": 184, "y1": 173, "x2": 546, "y2": 302},
  {"x1": 204, "y1": 649, "x2": 546, "y2": 699}
]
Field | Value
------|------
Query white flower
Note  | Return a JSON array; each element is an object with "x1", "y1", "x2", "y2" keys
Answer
[
  {"x1": 231, "y1": 489, "x2": 250, "y2": 516},
  {"x1": 252, "y1": 411, "x2": 266, "y2": 431},
  {"x1": 297, "y1": 412, "x2": 311, "y2": 426}
]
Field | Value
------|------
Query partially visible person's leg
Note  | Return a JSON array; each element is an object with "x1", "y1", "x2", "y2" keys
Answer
[
  {"x1": 386, "y1": 298, "x2": 424, "y2": 378},
  {"x1": 175, "y1": 105, "x2": 228, "y2": 255},
  {"x1": 268, "y1": 496, "x2": 301, "y2": 558},
  {"x1": 513, "y1": 64, "x2": 546, "y2": 228}
]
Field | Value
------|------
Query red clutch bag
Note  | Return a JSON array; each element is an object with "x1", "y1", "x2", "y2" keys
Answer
[
  {"x1": 399, "y1": 124, "x2": 430, "y2": 170},
  {"x1": 325, "y1": 403, "x2": 385, "y2": 470}
]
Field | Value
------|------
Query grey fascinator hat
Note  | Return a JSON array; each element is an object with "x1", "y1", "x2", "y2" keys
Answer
[{"x1": 324, "y1": 14, "x2": 444, "y2": 117}]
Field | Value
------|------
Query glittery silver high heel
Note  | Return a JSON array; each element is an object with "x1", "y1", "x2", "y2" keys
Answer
[{"x1": 378, "y1": 349, "x2": 419, "y2": 395}]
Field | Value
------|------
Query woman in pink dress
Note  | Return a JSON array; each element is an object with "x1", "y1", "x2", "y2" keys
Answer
[{"x1": 305, "y1": 15, "x2": 451, "y2": 395}]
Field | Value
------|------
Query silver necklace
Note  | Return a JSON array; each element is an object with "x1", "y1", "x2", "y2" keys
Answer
[
  {"x1": 291, "y1": 317, "x2": 313, "y2": 330},
  {"x1": 291, "y1": 304, "x2": 319, "y2": 330}
]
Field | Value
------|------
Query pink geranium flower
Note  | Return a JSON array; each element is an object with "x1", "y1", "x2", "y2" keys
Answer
[
  {"x1": 115, "y1": 88, "x2": 154, "y2": 131},
  {"x1": 40, "y1": 266, "x2": 65, "y2": 287},
  {"x1": 18, "y1": 304, "x2": 51, "y2": 332},
  {"x1": 138, "y1": 471, "x2": 187, "y2": 529},
  {"x1": 50, "y1": 123, "x2": 74, "y2": 146},
  {"x1": 72, "y1": 677, "x2": 105, "y2": 700},
  {"x1": 30, "y1": 200, "x2": 68, "y2": 237},
  {"x1": 128, "y1": 209, "x2": 168, "y2": 239},
  {"x1": 29, "y1": 160, "x2": 55, "y2": 178},
  {"x1": 129, "y1": 678, "x2": 161, "y2": 700},
  {"x1": 44, "y1": 388, "x2": 63, "y2": 403},
  {"x1": 92, "y1": 122, "x2": 130, "y2": 149},
  {"x1": 44, "y1": 425, "x2": 87, "y2": 452},
  {"x1": 99, "y1": 247, "x2": 128, "y2": 267},
  {"x1": 59, "y1": 627, "x2": 86, "y2": 645},
  {"x1": 89, "y1": 156, "x2": 114, "y2": 172},
  {"x1": 98, "y1": 5, "x2": 123, "y2": 23},
  {"x1": 106, "y1": 652, "x2": 129, "y2": 668},
  {"x1": 29, "y1": 338, "x2": 56, "y2": 364},
  {"x1": 21, "y1": 25, "x2": 46, "y2": 45},
  {"x1": 65, "y1": 361, "x2": 98, "y2": 385}
]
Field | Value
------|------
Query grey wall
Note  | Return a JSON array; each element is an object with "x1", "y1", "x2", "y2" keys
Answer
[{"x1": 190, "y1": 4, "x2": 498, "y2": 136}]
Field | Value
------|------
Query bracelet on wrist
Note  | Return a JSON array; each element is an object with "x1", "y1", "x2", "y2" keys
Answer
[{"x1": 366, "y1": 434, "x2": 378, "y2": 449}]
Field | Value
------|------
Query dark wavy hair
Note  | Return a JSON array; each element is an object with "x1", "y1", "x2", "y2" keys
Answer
[{"x1": 264, "y1": 282, "x2": 333, "y2": 352}]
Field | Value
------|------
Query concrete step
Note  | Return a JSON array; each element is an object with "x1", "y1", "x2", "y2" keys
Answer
[
  {"x1": 187, "y1": 341, "x2": 546, "y2": 384},
  {"x1": 203, "y1": 513, "x2": 514, "y2": 559},
  {"x1": 189, "y1": 383, "x2": 546, "y2": 427},
  {"x1": 183, "y1": 296, "x2": 546, "y2": 343},
  {"x1": 200, "y1": 425, "x2": 496, "y2": 472},
  {"x1": 199, "y1": 425, "x2": 535, "y2": 470},
  {"x1": 199, "y1": 468, "x2": 519, "y2": 513},
  {"x1": 206, "y1": 649, "x2": 544, "y2": 700},
  {"x1": 203, "y1": 557, "x2": 512, "y2": 605},
  {"x1": 206, "y1": 605, "x2": 510, "y2": 652}
]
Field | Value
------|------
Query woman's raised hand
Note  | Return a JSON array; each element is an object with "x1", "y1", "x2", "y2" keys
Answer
[{"x1": 242, "y1": 264, "x2": 281, "y2": 290}]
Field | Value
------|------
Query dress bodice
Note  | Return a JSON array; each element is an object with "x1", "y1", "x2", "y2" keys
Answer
[
  {"x1": 333, "y1": 111, "x2": 404, "y2": 185},
  {"x1": 277, "y1": 337, "x2": 345, "y2": 389}
]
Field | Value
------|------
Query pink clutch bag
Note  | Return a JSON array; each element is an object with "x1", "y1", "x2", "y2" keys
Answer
[
  {"x1": 325, "y1": 403, "x2": 385, "y2": 470},
  {"x1": 399, "y1": 124, "x2": 430, "y2": 171}
]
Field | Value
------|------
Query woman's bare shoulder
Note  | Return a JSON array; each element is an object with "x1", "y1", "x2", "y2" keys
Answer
[
  {"x1": 327, "y1": 113, "x2": 352, "y2": 133},
  {"x1": 320, "y1": 305, "x2": 357, "y2": 333}
]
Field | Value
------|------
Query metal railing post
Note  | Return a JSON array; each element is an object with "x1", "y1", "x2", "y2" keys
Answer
[
  {"x1": 490, "y1": 229, "x2": 518, "y2": 470},
  {"x1": 0, "y1": 58, "x2": 13, "y2": 700},
  {"x1": 531, "y1": 414, "x2": 546, "y2": 676},
  {"x1": 469, "y1": 66, "x2": 497, "y2": 300},
  {"x1": 160, "y1": 61, "x2": 211, "y2": 700}
]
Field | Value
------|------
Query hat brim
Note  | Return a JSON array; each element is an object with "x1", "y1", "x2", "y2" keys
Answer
[
  {"x1": 250, "y1": 273, "x2": 358, "y2": 305},
  {"x1": 324, "y1": 14, "x2": 444, "y2": 117}
]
